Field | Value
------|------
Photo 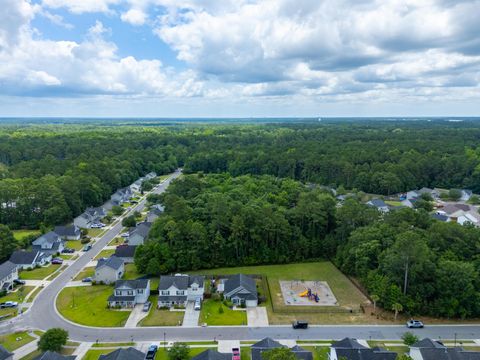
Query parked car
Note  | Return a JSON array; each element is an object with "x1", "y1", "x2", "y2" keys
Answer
[
  {"x1": 13, "y1": 279, "x2": 26, "y2": 285},
  {"x1": 62, "y1": 248, "x2": 75, "y2": 254},
  {"x1": 120, "y1": 233, "x2": 129, "y2": 238},
  {"x1": 406, "y1": 320, "x2": 424, "y2": 328},
  {"x1": 82, "y1": 277, "x2": 92, "y2": 283},
  {"x1": 52, "y1": 258, "x2": 63, "y2": 264},
  {"x1": 90, "y1": 223, "x2": 102, "y2": 229},
  {"x1": 194, "y1": 298, "x2": 201, "y2": 311},
  {"x1": 145, "y1": 344, "x2": 158, "y2": 360},
  {"x1": 232, "y1": 348, "x2": 240, "y2": 360},
  {"x1": 143, "y1": 301, "x2": 152, "y2": 312},
  {"x1": 83, "y1": 244, "x2": 92, "y2": 251},
  {"x1": 292, "y1": 320, "x2": 309, "y2": 329},
  {"x1": 0, "y1": 301, "x2": 18, "y2": 308}
]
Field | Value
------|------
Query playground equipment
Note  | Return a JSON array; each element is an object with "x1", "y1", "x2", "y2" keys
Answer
[{"x1": 298, "y1": 288, "x2": 319, "y2": 303}]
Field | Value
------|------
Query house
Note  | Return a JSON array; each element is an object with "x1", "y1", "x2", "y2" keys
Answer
[
  {"x1": 418, "y1": 187, "x2": 440, "y2": 200},
  {"x1": 127, "y1": 222, "x2": 152, "y2": 246},
  {"x1": 0, "y1": 345, "x2": 13, "y2": 360},
  {"x1": 0, "y1": 261, "x2": 18, "y2": 292},
  {"x1": 32, "y1": 232, "x2": 64, "y2": 255},
  {"x1": 158, "y1": 274, "x2": 205, "y2": 308},
  {"x1": 130, "y1": 178, "x2": 144, "y2": 193},
  {"x1": 406, "y1": 190, "x2": 419, "y2": 200},
  {"x1": 222, "y1": 274, "x2": 258, "y2": 307},
  {"x1": 330, "y1": 338, "x2": 397, "y2": 360},
  {"x1": 99, "y1": 348, "x2": 146, "y2": 360},
  {"x1": 409, "y1": 338, "x2": 480, "y2": 360},
  {"x1": 192, "y1": 349, "x2": 232, "y2": 360},
  {"x1": 460, "y1": 189, "x2": 473, "y2": 202},
  {"x1": 95, "y1": 256, "x2": 125, "y2": 284},
  {"x1": 366, "y1": 199, "x2": 389, "y2": 213},
  {"x1": 401, "y1": 197, "x2": 418, "y2": 208},
  {"x1": 32, "y1": 351, "x2": 75, "y2": 360},
  {"x1": 151, "y1": 204, "x2": 165, "y2": 212},
  {"x1": 145, "y1": 172, "x2": 157, "y2": 180},
  {"x1": 107, "y1": 279, "x2": 150, "y2": 308},
  {"x1": 146, "y1": 207, "x2": 163, "y2": 222},
  {"x1": 431, "y1": 213, "x2": 449, "y2": 222},
  {"x1": 251, "y1": 338, "x2": 312, "y2": 360},
  {"x1": 114, "y1": 245, "x2": 136, "y2": 264},
  {"x1": 9, "y1": 250, "x2": 51, "y2": 270},
  {"x1": 54, "y1": 225, "x2": 81, "y2": 240},
  {"x1": 111, "y1": 187, "x2": 133, "y2": 206},
  {"x1": 436, "y1": 204, "x2": 480, "y2": 227},
  {"x1": 74, "y1": 207, "x2": 106, "y2": 229}
]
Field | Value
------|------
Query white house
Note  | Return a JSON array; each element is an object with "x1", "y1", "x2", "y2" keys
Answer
[
  {"x1": 0, "y1": 261, "x2": 18, "y2": 292},
  {"x1": 32, "y1": 232, "x2": 64, "y2": 255},
  {"x1": 127, "y1": 222, "x2": 152, "y2": 246},
  {"x1": 107, "y1": 279, "x2": 150, "y2": 308},
  {"x1": 54, "y1": 225, "x2": 81, "y2": 240},
  {"x1": 95, "y1": 256, "x2": 125, "y2": 284},
  {"x1": 158, "y1": 274, "x2": 204, "y2": 308},
  {"x1": 366, "y1": 198, "x2": 390, "y2": 213},
  {"x1": 74, "y1": 207, "x2": 106, "y2": 229},
  {"x1": 9, "y1": 250, "x2": 51, "y2": 270},
  {"x1": 409, "y1": 338, "x2": 480, "y2": 360}
]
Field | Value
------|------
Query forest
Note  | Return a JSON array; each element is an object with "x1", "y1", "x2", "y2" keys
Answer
[{"x1": 137, "y1": 173, "x2": 480, "y2": 319}]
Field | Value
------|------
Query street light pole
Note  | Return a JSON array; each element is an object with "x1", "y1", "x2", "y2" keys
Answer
[{"x1": 164, "y1": 332, "x2": 166, "y2": 349}]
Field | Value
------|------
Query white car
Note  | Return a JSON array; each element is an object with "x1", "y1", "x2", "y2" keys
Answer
[{"x1": 120, "y1": 233, "x2": 129, "y2": 238}]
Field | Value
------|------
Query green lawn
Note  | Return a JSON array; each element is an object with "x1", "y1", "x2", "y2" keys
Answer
[
  {"x1": 385, "y1": 200, "x2": 403, "y2": 206},
  {"x1": 109, "y1": 237, "x2": 124, "y2": 246},
  {"x1": 154, "y1": 347, "x2": 206, "y2": 360},
  {"x1": 88, "y1": 228, "x2": 104, "y2": 237},
  {"x1": 199, "y1": 299, "x2": 247, "y2": 326},
  {"x1": 26, "y1": 287, "x2": 43, "y2": 301},
  {"x1": 73, "y1": 267, "x2": 95, "y2": 281},
  {"x1": 21, "y1": 348, "x2": 75, "y2": 360},
  {"x1": 19, "y1": 265, "x2": 59, "y2": 280},
  {"x1": 0, "y1": 331, "x2": 36, "y2": 351},
  {"x1": 191, "y1": 261, "x2": 370, "y2": 325},
  {"x1": 94, "y1": 249, "x2": 115, "y2": 260},
  {"x1": 92, "y1": 342, "x2": 135, "y2": 348},
  {"x1": 56, "y1": 285, "x2": 131, "y2": 327},
  {"x1": 139, "y1": 297, "x2": 183, "y2": 326},
  {"x1": 59, "y1": 254, "x2": 73, "y2": 260},
  {"x1": 66, "y1": 240, "x2": 83, "y2": 250},
  {"x1": 0, "y1": 286, "x2": 34, "y2": 303},
  {"x1": 12, "y1": 229, "x2": 40, "y2": 241},
  {"x1": 82, "y1": 349, "x2": 112, "y2": 360},
  {"x1": 123, "y1": 263, "x2": 142, "y2": 280}
]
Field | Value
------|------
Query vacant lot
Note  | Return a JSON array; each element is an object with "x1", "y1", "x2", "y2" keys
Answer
[
  {"x1": 57, "y1": 285, "x2": 131, "y2": 327},
  {"x1": 199, "y1": 299, "x2": 247, "y2": 326},
  {"x1": 191, "y1": 262, "x2": 371, "y2": 324},
  {"x1": 73, "y1": 267, "x2": 95, "y2": 281},
  {"x1": 0, "y1": 331, "x2": 35, "y2": 351},
  {"x1": 139, "y1": 297, "x2": 183, "y2": 326},
  {"x1": 19, "y1": 265, "x2": 59, "y2": 280}
]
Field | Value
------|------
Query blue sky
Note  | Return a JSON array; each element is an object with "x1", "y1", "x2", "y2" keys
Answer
[{"x1": 0, "y1": 0, "x2": 479, "y2": 117}]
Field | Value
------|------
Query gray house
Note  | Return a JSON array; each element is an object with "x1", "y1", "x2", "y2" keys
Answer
[
  {"x1": 111, "y1": 187, "x2": 133, "y2": 206},
  {"x1": 32, "y1": 351, "x2": 75, "y2": 360},
  {"x1": 54, "y1": 225, "x2": 81, "y2": 240},
  {"x1": 9, "y1": 250, "x2": 51, "y2": 270},
  {"x1": 146, "y1": 207, "x2": 163, "y2": 222},
  {"x1": 108, "y1": 279, "x2": 150, "y2": 308},
  {"x1": 192, "y1": 350, "x2": 231, "y2": 360},
  {"x1": 99, "y1": 348, "x2": 146, "y2": 360},
  {"x1": 74, "y1": 207, "x2": 106, "y2": 229},
  {"x1": 223, "y1": 274, "x2": 258, "y2": 307},
  {"x1": 158, "y1": 274, "x2": 205, "y2": 308},
  {"x1": 32, "y1": 232, "x2": 64, "y2": 255},
  {"x1": 366, "y1": 199, "x2": 390, "y2": 213},
  {"x1": 251, "y1": 338, "x2": 312, "y2": 360},
  {"x1": 127, "y1": 222, "x2": 152, "y2": 246},
  {"x1": 0, "y1": 345, "x2": 13, "y2": 360},
  {"x1": 145, "y1": 172, "x2": 157, "y2": 180},
  {"x1": 330, "y1": 338, "x2": 397, "y2": 360},
  {"x1": 0, "y1": 261, "x2": 18, "y2": 292},
  {"x1": 95, "y1": 256, "x2": 125, "y2": 284},
  {"x1": 114, "y1": 245, "x2": 136, "y2": 264},
  {"x1": 408, "y1": 338, "x2": 480, "y2": 360}
]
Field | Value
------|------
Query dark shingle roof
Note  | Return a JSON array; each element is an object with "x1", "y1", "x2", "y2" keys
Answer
[
  {"x1": 412, "y1": 338, "x2": 445, "y2": 349},
  {"x1": 159, "y1": 275, "x2": 204, "y2": 290},
  {"x1": 332, "y1": 338, "x2": 368, "y2": 349},
  {"x1": 9, "y1": 250, "x2": 39, "y2": 265},
  {"x1": 130, "y1": 222, "x2": 152, "y2": 239},
  {"x1": 417, "y1": 347, "x2": 480, "y2": 360},
  {"x1": 0, "y1": 261, "x2": 17, "y2": 280},
  {"x1": 54, "y1": 225, "x2": 80, "y2": 237},
  {"x1": 33, "y1": 351, "x2": 75, "y2": 360},
  {"x1": 252, "y1": 337, "x2": 283, "y2": 349},
  {"x1": 99, "y1": 347, "x2": 146, "y2": 360},
  {"x1": 108, "y1": 295, "x2": 136, "y2": 302},
  {"x1": 33, "y1": 231, "x2": 60, "y2": 246},
  {"x1": 432, "y1": 213, "x2": 449, "y2": 222},
  {"x1": 158, "y1": 295, "x2": 187, "y2": 302},
  {"x1": 192, "y1": 349, "x2": 231, "y2": 360},
  {"x1": 224, "y1": 274, "x2": 257, "y2": 299},
  {"x1": 368, "y1": 199, "x2": 387, "y2": 208},
  {"x1": 96, "y1": 256, "x2": 124, "y2": 271},
  {"x1": 334, "y1": 348, "x2": 397, "y2": 360},
  {"x1": 114, "y1": 246, "x2": 137, "y2": 258},
  {"x1": 0, "y1": 345, "x2": 12, "y2": 360},
  {"x1": 115, "y1": 279, "x2": 149, "y2": 290}
]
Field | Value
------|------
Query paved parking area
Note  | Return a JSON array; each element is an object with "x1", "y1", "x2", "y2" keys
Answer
[
  {"x1": 182, "y1": 301, "x2": 200, "y2": 327},
  {"x1": 247, "y1": 307, "x2": 269, "y2": 327},
  {"x1": 218, "y1": 340, "x2": 240, "y2": 353}
]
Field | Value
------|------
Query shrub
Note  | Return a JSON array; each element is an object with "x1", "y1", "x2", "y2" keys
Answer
[
  {"x1": 402, "y1": 332, "x2": 419, "y2": 346},
  {"x1": 218, "y1": 305, "x2": 224, "y2": 314},
  {"x1": 81, "y1": 237, "x2": 91, "y2": 244},
  {"x1": 211, "y1": 293, "x2": 221, "y2": 301}
]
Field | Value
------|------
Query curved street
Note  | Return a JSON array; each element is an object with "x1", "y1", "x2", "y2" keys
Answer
[{"x1": 1, "y1": 169, "x2": 480, "y2": 343}]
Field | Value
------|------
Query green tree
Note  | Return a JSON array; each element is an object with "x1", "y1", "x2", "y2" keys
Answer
[
  {"x1": 122, "y1": 215, "x2": 136, "y2": 228},
  {"x1": 448, "y1": 189, "x2": 462, "y2": 201},
  {"x1": 401, "y1": 332, "x2": 419, "y2": 346},
  {"x1": 0, "y1": 224, "x2": 16, "y2": 262},
  {"x1": 37, "y1": 328, "x2": 68, "y2": 352},
  {"x1": 392, "y1": 302, "x2": 403, "y2": 321},
  {"x1": 261, "y1": 348, "x2": 297, "y2": 360},
  {"x1": 112, "y1": 206, "x2": 124, "y2": 216},
  {"x1": 167, "y1": 343, "x2": 190, "y2": 360},
  {"x1": 371, "y1": 294, "x2": 380, "y2": 314}
]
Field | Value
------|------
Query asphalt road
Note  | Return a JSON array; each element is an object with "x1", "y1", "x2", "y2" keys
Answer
[{"x1": 1, "y1": 169, "x2": 480, "y2": 342}]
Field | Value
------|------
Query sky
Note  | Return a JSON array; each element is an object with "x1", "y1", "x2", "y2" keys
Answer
[{"x1": 0, "y1": 0, "x2": 479, "y2": 117}]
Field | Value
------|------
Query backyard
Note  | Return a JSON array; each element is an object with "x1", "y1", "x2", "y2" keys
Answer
[
  {"x1": 56, "y1": 285, "x2": 132, "y2": 327},
  {"x1": 139, "y1": 297, "x2": 184, "y2": 326},
  {"x1": 19, "y1": 265, "x2": 59, "y2": 280},
  {"x1": 199, "y1": 299, "x2": 247, "y2": 326},
  {"x1": 12, "y1": 230, "x2": 40, "y2": 241}
]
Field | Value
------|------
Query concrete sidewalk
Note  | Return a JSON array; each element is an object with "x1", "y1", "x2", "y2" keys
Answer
[{"x1": 72, "y1": 342, "x2": 93, "y2": 359}]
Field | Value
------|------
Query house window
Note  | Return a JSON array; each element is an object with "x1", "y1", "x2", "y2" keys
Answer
[
  {"x1": 115, "y1": 290, "x2": 121, "y2": 296},
  {"x1": 138, "y1": 289, "x2": 143, "y2": 294},
  {"x1": 176, "y1": 290, "x2": 185, "y2": 295},
  {"x1": 192, "y1": 287, "x2": 198, "y2": 291},
  {"x1": 161, "y1": 291, "x2": 169, "y2": 296},
  {"x1": 127, "y1": 290, "x2": 133, "y2": 295}
]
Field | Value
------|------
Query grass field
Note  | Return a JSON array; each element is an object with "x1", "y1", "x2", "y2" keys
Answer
[
  {"x1": 199, "y1": 299, "x2": 247, "y2": 326},
  {"x1": 385, "y1": 200, "x2": 403, "y2": 206},
  {"x1": 56, "y1": 285, "x2": 131, "y2": 327},
  {"x1": 123, "y1": 263, "x2": 142, "y2": 280},
  {"x1": 139, "y1": 297, "x2": 184, "y2": 326},
  {"x1": 19, "y1": 265, "x2": 59, "y2": 280},
  {"x1": 191, "y1": 262, "x2": 370, "y2": 325},
  {"x1": 82, "y1": 349, "x2": 112, "y2": 360},
  {"x1": 94, "y1": 249, "x2": 115, "y2": 260},
  {"x1": 88, "y1": 228, "x2": 104, "y2": 237},
  {"x1": 0, "y1": 331, "x2": 35, "y2": 351},
  {"x1": 65, "y1": 240, "x2": 84, "y2": 250},
  {"x1": 73, "y1": 267, "x2": 95, "y2": 281},
  {"x1": 109, "y1": 237, "x2": 124, "y2": 246},
  {"x1": 0, "y1": 286, "x2": 34, "y2": 303},
  {"x1": 12, "y1": 229, "x2": 40, "y2": 241}
]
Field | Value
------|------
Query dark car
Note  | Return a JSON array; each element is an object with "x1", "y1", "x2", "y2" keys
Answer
[
  {"x1": 406, "y1": 320, "x2": 424, "y2": 328},
  {"x1": 145, "y1": 344, "x2": 158, "y2": 360},
  {"x1": 83, "y1": 244, "x2": 92, "y2": 251},
  {"x1": 14, "y1": 279, "x2": 26, "y2": 285},
  {"x1": 62, "y1": 248, "x2": 75, "y2": 254},
  {"x1": 292, "y1": 320, "x2": 308, "y2": 329},
  {"x1": 52, "y1": 258, "x2": 63, "y2": 264},
  {"x1": 82, "y1": 277, "x2": 92, "y2": 283}
]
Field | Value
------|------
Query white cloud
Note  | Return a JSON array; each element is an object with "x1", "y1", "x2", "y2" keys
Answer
[
  {"x1": 121, "y1": 8, "x2": 147, "y2": 26},
  {"x1": 41, "y1": 0, "x2": 120, "y2": 14}
]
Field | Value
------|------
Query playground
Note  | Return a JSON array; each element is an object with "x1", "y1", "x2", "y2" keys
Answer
[{"x1": 279, "y1": 280, "x2": 338, "y2": 306}]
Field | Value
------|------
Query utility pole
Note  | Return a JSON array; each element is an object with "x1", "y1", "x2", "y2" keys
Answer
[{"x1": 403, "y1": 255, "x2": 409, "y2": 295}]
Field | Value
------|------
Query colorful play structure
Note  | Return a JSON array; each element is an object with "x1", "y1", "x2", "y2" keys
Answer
[{"x1": 298, "y1": 288, "x2": 319, "y2": 303}]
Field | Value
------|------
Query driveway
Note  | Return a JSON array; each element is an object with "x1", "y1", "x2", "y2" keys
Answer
[
  {"x1": 247, "y1": 307, "x2": 269, "y2": 327},
  {"x1": 125, "y1": 304, "x2": 149, "y2": 328},
  {"x1": 182, "y1": 301, "x2": 200, "y2": 327}
]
